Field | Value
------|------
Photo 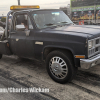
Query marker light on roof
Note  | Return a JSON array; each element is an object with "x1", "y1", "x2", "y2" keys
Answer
[{"x1": 10, "y1": 5, "x2": 40, "y2": 10}]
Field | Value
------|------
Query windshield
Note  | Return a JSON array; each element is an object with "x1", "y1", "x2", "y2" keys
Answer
[{"x1": 32, "y1": 10, "x2": 73, "y2": 29}]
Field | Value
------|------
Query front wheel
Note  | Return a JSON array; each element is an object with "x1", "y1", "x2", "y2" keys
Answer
[{"x1": 46, "y1": 51, "x2": 77, "y2": 84}]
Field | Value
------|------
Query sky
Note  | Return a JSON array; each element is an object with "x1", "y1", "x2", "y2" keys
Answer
[{"x1": 0, "y1": 0, "x2": 70, "y2": 16}]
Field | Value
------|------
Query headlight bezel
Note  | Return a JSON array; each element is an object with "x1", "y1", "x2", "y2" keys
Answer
[
  {"x1": 88, "y1": 37, "x2": 100, "y2": 58},
  {"x1": 88, "y1": 40, "x2": 93, "y2": 49}
]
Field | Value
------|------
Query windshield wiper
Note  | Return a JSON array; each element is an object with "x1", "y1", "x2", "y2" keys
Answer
[
  {"x1": 44, "y1": 23, "x2": 55, "y2": 26},
  {"x1": 57, "y1": 21, "x2": 68, "y2": 24},
  {"x1": 45, "y1": 22, "x2": 69, "y2": 26},
  {"x1": 57, "y1": 22, "x2": 73, "y2": 26}
]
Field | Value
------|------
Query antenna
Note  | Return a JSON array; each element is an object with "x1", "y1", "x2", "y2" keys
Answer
[{"x1": 18, "y1": 0, "x2": 20, "y2": 5}]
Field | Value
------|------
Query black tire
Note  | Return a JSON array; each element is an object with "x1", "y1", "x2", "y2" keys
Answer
[
  {"x1": 0, "y1": 54, "x2": 2, "y2": 59},
  {"x1": 46, "y1": 50, "x2": 77, "y2": 84}
]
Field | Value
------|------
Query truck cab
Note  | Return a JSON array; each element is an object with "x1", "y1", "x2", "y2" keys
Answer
[{"x1": 1, "y1": 5, "x2": 100, "y2": 83}]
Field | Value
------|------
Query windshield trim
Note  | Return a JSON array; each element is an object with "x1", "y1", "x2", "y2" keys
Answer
[{"x1": 32, "y1": 10, "x2": 73, "y2": 29}]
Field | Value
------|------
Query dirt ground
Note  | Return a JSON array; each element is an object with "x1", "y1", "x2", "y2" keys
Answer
[{"x1": 0, "y1": 55, "x2": 100, "y2": 100}]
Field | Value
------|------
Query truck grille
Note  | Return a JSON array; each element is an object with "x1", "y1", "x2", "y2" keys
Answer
[{"x1": 88, "y1": 38, "x2": 100, "y2": 58}]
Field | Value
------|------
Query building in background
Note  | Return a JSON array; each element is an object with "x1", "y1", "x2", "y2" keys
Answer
[
  {"x1": 0, "y1": 16, "x2": 6, "y2": 20},
  {"x1": 60, "y1": 5, "x2": 71, "y2": 19},
  {"x1": 60, "y1": 7, "x2": 67, "y2": 15},
  {"x1": 71, "y1": 0, "x2": 100, "y2": 25}
]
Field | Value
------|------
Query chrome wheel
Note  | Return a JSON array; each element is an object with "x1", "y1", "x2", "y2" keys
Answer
[{"x1": 49, "y1": 56, "x2": 68, "y2": 79}]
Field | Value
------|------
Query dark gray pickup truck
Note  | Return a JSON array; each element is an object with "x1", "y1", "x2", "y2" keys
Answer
[{"x1": 0, "y1": 5, "x2": 100, "y2": 83}]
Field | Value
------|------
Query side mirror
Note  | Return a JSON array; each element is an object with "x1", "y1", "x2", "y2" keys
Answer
[{"x1": 16, "y1": 25, "x2": 25, "y2": 31}]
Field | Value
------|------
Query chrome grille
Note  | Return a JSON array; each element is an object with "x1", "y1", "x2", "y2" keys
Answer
[{"x1": 88, "y1": 37, "x2": 100, "y2": 58}]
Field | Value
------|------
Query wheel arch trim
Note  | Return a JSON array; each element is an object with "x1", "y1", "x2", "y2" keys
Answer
[{"x1": 42, "y1": 45, "x2": 78, "y2": 66}]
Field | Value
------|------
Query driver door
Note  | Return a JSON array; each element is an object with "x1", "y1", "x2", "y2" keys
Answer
[{"x1": 9, "y1": 13, "x2": 34, "y2": 58}]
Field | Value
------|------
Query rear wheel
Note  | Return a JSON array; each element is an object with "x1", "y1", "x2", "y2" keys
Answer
[{"x1": 46, "y1": 50, "x2": 77, "y2": 84}]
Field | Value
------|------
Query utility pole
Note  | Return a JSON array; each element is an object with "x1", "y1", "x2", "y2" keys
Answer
[{"x1": 18, "y1": 0, "x2": 20, "y2": 5}]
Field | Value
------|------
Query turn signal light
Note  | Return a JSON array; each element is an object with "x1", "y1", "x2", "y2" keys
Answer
[{"x1": 75, "y1": 55, "x2": 85, "y2": 59}]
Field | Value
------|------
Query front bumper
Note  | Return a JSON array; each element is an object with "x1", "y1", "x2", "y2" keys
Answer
[{"x1": 80, "y1": 54, "x2": 100, "y2": 69}]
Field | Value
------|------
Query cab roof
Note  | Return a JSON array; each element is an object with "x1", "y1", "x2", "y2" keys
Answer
[{"x1": 11, "y1": 9, "x2": 61, "y2": 13}]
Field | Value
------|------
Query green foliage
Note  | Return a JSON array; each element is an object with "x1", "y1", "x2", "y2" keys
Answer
[{"x1": 1, "y1": 17, "x2": 6, "y2": 22}]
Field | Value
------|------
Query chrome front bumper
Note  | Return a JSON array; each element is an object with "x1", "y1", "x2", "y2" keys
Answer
[{"x1": 80, "y1": 54, "x2": 100, "y2": 69}]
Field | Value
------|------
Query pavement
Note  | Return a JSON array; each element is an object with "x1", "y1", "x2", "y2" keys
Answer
[
  {"x1": 0, "y1": 55, "x2": 100, "y2": 100},
  {"x1": 0, "y1": 76, "x2": 55, "y2": 100}
]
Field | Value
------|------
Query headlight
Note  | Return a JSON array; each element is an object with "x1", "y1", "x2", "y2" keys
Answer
[{"x1": 88, "y1": 41, "x2": 93, "y2": 49}]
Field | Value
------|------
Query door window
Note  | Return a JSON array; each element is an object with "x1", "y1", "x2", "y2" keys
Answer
[{"x1": 13, "y1": 14, "x2": 33, "y2": 30}]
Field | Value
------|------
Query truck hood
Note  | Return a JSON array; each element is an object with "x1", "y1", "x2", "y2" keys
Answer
[{"x1": 44, "y1": 25, "x2": 100, "y2": 38}]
